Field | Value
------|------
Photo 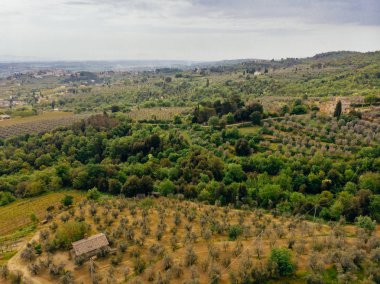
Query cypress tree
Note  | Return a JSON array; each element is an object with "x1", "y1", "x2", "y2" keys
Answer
[{"x1": 334, "y1": 100, "x2": 342, "y2": 118}]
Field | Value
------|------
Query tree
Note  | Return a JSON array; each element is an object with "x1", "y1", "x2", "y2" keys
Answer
[
  {"x1": 269, "y1": 248, "x2": 295, "y2": 276},
  {"x1": 184, "y1": 247, "x2": 198, "y2": 266},
  {"x1": 250, "y1": 111, "x2": 262, "y2": 125},
  {"x1": 87, "y1": 187, "x2": 101, "y2": 200},
  {"x1": 173, "y1": 115, "x2": 182, "y2": 124},
  {"x1": 369, "y1": 195, "x2": 380, "y2": 221},
  {"x1": 61, "y1": 195, "x2": 73, "y2": 207},
  {"x1": 157, "y1": 179, "x2": 176, "y2": 196},
  {"x1": 224, "y1": 163, "x2": 246, "y2": 184},
  {"x1": 291, "y1": 105, "x2": 307, "y2": 115},
  {"x1": 258, "y1": 184, "x2": 282, "y2": 208},
  {"x1": 0, "y1": 265, "x2": 9, "y2": 279},
  {"x1": 122, "y1": 175, "x2": 154, "y2": 197},
  {"x1": 334, "y1": 100, "x2": 342, "y2": 118},
  {"x1": 359, "y1": 172, "x2": 380, "y2": 193},
  {"x1": 208, "y1": 116, "x2": 220, "y2": 129},
  {"x1": 20, "y1": 245, "x2": 35, "y2": 262},
  {"x1": 55, "y1": 221, "x2": 88, "y2": 248},
  {"x1": 355, "y1": 215, "x2": 376, "y2": 232},
  {"x1": 235, "y1": 138, "x2": 251, "y2": 156},
  {"x1": 108, "y1": 179, "x2": 122, "y2": 194},
  {"x1": 280, "y1": 105, "x2": 290, "y2": 115},
  {"x1": 225, "y1": 112, "x2": 235, "y2": 124},
  {"x1": 111, "y1": 105, "x2": 120, "y2": 113},
  {"x1": 228, "y1": 225, "x2": 243, "y2": 240}
]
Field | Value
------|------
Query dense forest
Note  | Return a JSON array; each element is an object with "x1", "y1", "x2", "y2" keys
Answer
[{"x1": 0, "y1": 107, "x2": 379, "y2": 224}]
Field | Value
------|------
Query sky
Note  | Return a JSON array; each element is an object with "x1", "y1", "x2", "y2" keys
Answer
[{"x1": 1, "y1": 0, "x2": 380, "y2": 61}]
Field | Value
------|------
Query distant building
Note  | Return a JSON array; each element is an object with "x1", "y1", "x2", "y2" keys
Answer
[{"x1": 71, "y1": 233, "x2": 109, "y2": 259}]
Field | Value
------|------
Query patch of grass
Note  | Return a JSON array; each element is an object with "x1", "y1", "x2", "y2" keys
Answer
[
  {"x1": 138, "y1": 197, "x2": 154, "y2": 209},
  {"x1": 127, "y1": 107, "x2": 191, "y2": 121},
  {"x1": 322, "y1": 267, "x2": 338, "y2": 283},
  {"x1": 0, "y1": 224, "x2": 37, "y2": 244},
  {"x1": 239, "y1": 126, "x2": 261, "y2": 135},
  {"x1": 0, "y1": 250, "x2": 17, "y2": 264},
  {"x1": 0, "y1": 190, "x2": 85, "y2": 239},
  {"x1": 0, "y1": 111, "x2": 73, "y2": 127}
]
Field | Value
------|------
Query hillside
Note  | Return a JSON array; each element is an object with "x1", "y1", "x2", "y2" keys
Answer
[
  {"x1": 4, "y1": 196, "x2": 380, "y2": 283},
  {"x1": 0, "y1": 51, "x2": 379, "y2": 283}
]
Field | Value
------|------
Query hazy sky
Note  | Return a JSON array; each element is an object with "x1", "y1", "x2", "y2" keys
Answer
[{"x1": 1, "y1": 0, "x2": 380, "y2": 61}]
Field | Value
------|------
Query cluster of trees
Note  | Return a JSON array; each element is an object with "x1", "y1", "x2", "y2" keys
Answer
[
  {"x1": 0, "y1": 112, "x2": 379, "y2": 224},
  {"x1": 192, "y1": 96, "x2": 264, "y2": 126}
]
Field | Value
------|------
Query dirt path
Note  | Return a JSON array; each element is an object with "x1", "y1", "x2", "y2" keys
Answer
[{"x1": 7, "y1": 231, "x2": 51, "y2": 284}]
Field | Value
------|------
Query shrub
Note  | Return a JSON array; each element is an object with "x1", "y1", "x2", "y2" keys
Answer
[
  {"x1": 355, "y1": 215, "x2": 376, "y2": 232},
  {"x1": 97, "y1": 246, "x2": 110, "y2": 258},
  {"x1": 118, "y1": 241, "x2": 127, "y2": 253},
  {"x1": 0, "y1": 191, "x2": 15, "y2": 206},
  {"x1": 20, "y1": 245, "x2": 35, "y2": 262},
  {"x1": 110, "y1": 254, "x2": 122, "y2": 267},
  {"x1": 61, "y1": 195, "x2": 73, "y2": 207},
  {"x1": 170, "y1": 263, "x2": 184, "y2": 278},
  {"x1": 235, "y1": 139, "x2": 251, "y2": 156},
  {"x1": 162, "y1": 254, "x2": 173, "y2": 270},
  {"x1": 60, "y1": 270, "x2": 74, "y2": 284},
  {"x1": 87, "y1": 187, "x2": 101, "y2": 200},
  {"x1": 269, "y1": 248, "x2": 295, "y2": 276},
  {"x1": 228, "y1": 225, "x2": 243, "y2": 240},
  {"x1": 74, "y1": 255, "x2": 86, "y2": 266},
  {"x1": 359, "y1": 172, "x2": 380, "y2": 193},
  {"x1": 157, "y1": 179, "x2": 176, "y2": 196},
  {"x1": 0, "y1": 265, "x2": 9, "y2": 279},
  {"x1": 184, "y1": 247, "x2": 198, "y2": 266},
  {"x1": 34, "y1": 244, "x2": 42, "y2": 255},
  {"x1": 48, "y1": 263, "x2": 65, "y2": 277},
  {"x1": 133, "y1": 258, "x2": 146, "y2": 275},
  {"x1": 208, "y1": 265, "x2": 221, "y2": 284},
  {"x1": 28, "y1": 262, "x2": 41, "y2": 276}
]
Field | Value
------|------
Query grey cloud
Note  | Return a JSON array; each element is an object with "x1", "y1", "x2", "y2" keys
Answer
[
  {"x1": 1, "y1": 0, "x2": 379, "y2": 60},
  {"x1": 74, "y1": 0, "x2": 380, "y2": 25},
  {"x1": 190, "y1": 0, "x2": 380, "y2": 25},
  {"x1": 65, "y1": 1, "x2": 94, "y2": 5}
]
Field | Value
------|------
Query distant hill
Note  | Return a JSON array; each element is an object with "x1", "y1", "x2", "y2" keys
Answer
[{"x1": 0, "y1": 51, "x2": 378, "y2": 77}]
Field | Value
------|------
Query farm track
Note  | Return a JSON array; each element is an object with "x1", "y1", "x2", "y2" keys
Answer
[{"x1": 0, "y1": 114, "x2": 90, "y2": 139}]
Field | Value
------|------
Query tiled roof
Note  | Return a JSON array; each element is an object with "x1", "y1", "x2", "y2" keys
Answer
[{"x1": 72, "y1": 233, "x2": 109, "y2": 256}]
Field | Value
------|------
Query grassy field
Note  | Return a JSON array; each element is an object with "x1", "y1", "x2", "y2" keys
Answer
[
  {"x1": 0, "y1": 112, "x2": 90, "y2": 139},
  {"x1": 238, "y1": 125, "x2": 261, "y2": 135},
  {"x1": 0, "y1": 111, "x2": 73, "y2": 127},
  {"x1": 0, "y1": 190, "x2": 85, "y2": 241},
  {"x1": 126, "y1": 107, "x2": 191, "y2": 121}
]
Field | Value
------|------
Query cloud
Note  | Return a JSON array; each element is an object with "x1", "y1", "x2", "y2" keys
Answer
[
  {"x1": 0, "y1": 0, "x2": 379, "y2": 60},
  {"x1": 62, "y1": 0, "x2": 380, "y2": 25}
]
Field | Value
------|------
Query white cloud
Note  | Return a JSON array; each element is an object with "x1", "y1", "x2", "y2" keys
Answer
[{"x1": 1, "y1": 0, "x2": 379, "y2": 60}]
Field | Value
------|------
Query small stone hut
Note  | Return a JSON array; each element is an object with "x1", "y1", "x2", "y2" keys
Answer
[{"x1": 71, "y1": 233, "x2": 109, "y2": 259}]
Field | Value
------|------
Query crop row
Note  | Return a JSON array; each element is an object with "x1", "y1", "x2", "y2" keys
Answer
[{"x1": 0, "y1": 115, "x2": 89, "y2": 139}]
